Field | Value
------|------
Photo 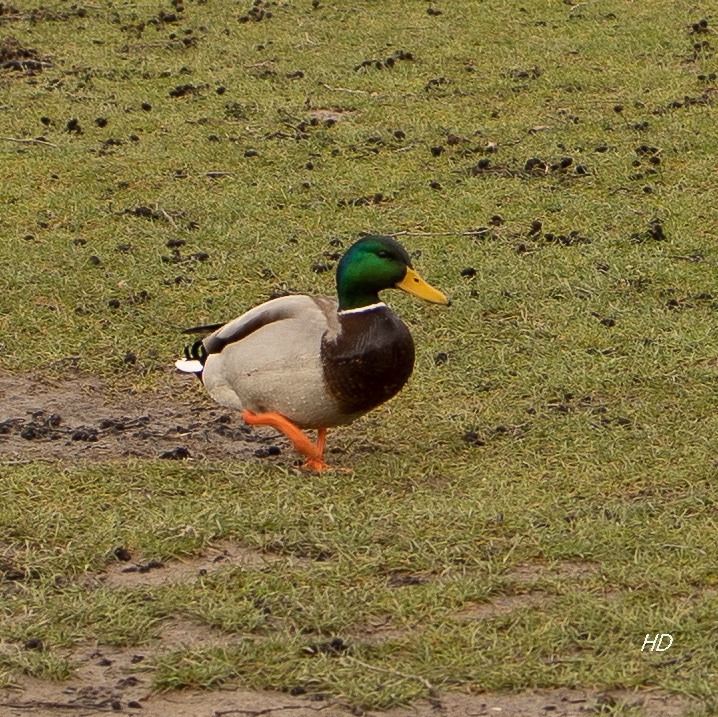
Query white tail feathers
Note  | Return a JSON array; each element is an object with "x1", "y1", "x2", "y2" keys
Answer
[{"x1": 175, "y1": 358, "x2": 203, "y2": 373}]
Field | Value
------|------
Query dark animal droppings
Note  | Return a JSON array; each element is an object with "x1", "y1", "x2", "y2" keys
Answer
[
  {"x1": 525, "y1": 157, "x2": 547, "y2": 172},
  {"x1": 168, "y1": 84, "x2": 198, "y2": 98},
  {"x1": 159, "y1": 446, "x2": 191, "y2": 459},
  {"x1": 647, "y1": 220, "x2": 665, "y2": 240},
  {"x1": 254, "y1": 446, "x2": 281, "y2": 458},
  {"x1": 72, "y1": 427, "x2": 98, "y2": 442},
  {"x1": 114, "y1": 546, "x2": 132, "y2": 561},
  {"x1": 311, "y1": 263, "x2": 332, "y2": 273}
]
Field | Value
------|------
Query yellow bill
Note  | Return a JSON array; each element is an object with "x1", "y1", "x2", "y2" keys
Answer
[{"x1": 395, "y1": 268, "x2": 450, "y2": 305}]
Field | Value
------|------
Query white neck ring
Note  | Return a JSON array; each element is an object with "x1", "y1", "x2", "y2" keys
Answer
[{"x1": 338, "y1": 302, "x2": 386, "y2": 316}]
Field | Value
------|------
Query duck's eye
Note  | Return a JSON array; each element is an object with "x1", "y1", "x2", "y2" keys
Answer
[{"x1": 377, "y1": 250, "x2": 390, "y2": 259}]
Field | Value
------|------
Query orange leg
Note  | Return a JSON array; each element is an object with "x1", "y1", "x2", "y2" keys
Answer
[{"x1": 242, "y1": 411, "x2": 329, "y2": 471}]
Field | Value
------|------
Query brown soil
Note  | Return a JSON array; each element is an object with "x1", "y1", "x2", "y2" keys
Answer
[
  {"x1": 0, "y1": 3, "x2": 21, "y2": 16},
  {"x1": 0, "y1": 372, "x2": 288, "y2": 466},
  {"x1": 0, "y1": 678, "x2": 698, "y2": 717},
  {"x1": 97, "y1": 540, "x2": 311, "y2": 591},
  {"x1": 505, "y1": 561, "x2": 600, "y2": 584},
  {"x1": 0, "y1": 36, "x2": 39, "y2": 62}
]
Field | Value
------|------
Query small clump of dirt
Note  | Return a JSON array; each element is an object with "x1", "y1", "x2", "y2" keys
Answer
[
  {"x1": 168, "y1": 83, "x2": 206, "y2": 98},
  {"x1": 0, "y1": 35, "x2": 50, "y2": 71},
  {"x1": 336, "y1": 192, "x2": 387, "y2": 207},
  {"x1": 354, "y1": 49, "x2": 414, "y2": 71},
  {"x1": 505, "y1": 65, "x2": 542, "y2": 80},
  {"x1": 29, "y1": 5, "x2": 86, "y2": 21},
  {"x1": 237, "y1": 0, "x2": 273, "y2": 24},
  {"x1": 0, "y1": 3, "x2": 21, "y2": 16}
]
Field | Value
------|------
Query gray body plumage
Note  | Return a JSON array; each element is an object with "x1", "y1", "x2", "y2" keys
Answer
[{"x1": 200, "y1": 295, "x2": 363, "y2": 429}]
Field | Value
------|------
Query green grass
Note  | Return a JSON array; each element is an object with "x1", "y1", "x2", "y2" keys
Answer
[
  {"x1": 2, "y1": 0, "x2": 718, "y2": 711},
  {"x1": 1, "y1": 461, "x2": 718, "y2": 707}
]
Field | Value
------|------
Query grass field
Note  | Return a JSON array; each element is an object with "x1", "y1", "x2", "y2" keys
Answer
[{"x1": 2, "y1": 0, "x2": 718, "y2": 713}]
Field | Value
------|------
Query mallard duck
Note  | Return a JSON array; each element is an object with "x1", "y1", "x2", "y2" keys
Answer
[{"x1": 175, "y1": 235, "x2": 449, "y2": 470}]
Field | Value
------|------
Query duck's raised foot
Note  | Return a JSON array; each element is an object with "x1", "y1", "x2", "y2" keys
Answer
[{"x1": 241, "y1": 410, "x2": 329, "y2": 472}]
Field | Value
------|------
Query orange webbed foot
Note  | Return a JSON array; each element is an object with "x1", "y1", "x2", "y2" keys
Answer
[{"x1": 242, "y1": 411, "x2": 329, "y2": 471}]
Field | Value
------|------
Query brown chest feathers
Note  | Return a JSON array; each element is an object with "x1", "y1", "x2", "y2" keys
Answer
[{"x1": 320, "y1": 305, "x2": 415, "y2": 415}]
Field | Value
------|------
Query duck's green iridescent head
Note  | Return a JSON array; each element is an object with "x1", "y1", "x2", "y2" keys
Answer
[{"x1": 336, "y1": 235, "x2": 449, "y2": 311}]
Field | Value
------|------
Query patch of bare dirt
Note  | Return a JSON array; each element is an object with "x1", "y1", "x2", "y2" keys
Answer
[
  {"x1": 0, "y1": 35, "x2": 36, "y2": 61},
  {"x1": 96, "y1": 540, "x2": 310, "y2": 590},
  {"x1": 0, "y1": 35, "x2": 51, "y2": 71},
  {"x1": 307, "y1": 108, "x2": 356, "y2": 124},
  {"x1": 0, "y1": 678, "x2": 700, "y2": 717},
  {"x1": 451, "y1": 562, "x2": 610, "y2": 621},
  {"x1": 0, "y1": 373, "x2": 290, "y2": 465},
  {"x1": 506, "y1": 560, "x2": 600, "y2": 584},
  {"x1": 454, "y1": 592, "x2": 550, "y2": 621},
  {"x1": 0, "y1": 3, "x2": 21, "y2": 17}
]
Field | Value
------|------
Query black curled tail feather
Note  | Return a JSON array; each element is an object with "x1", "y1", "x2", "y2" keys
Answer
[
  {"x1": 184, "y1": 339, "x2": 209, "y2": 365},
  {"x1": 178, "y1": 339, "x2": 208, "y2": 381}
]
